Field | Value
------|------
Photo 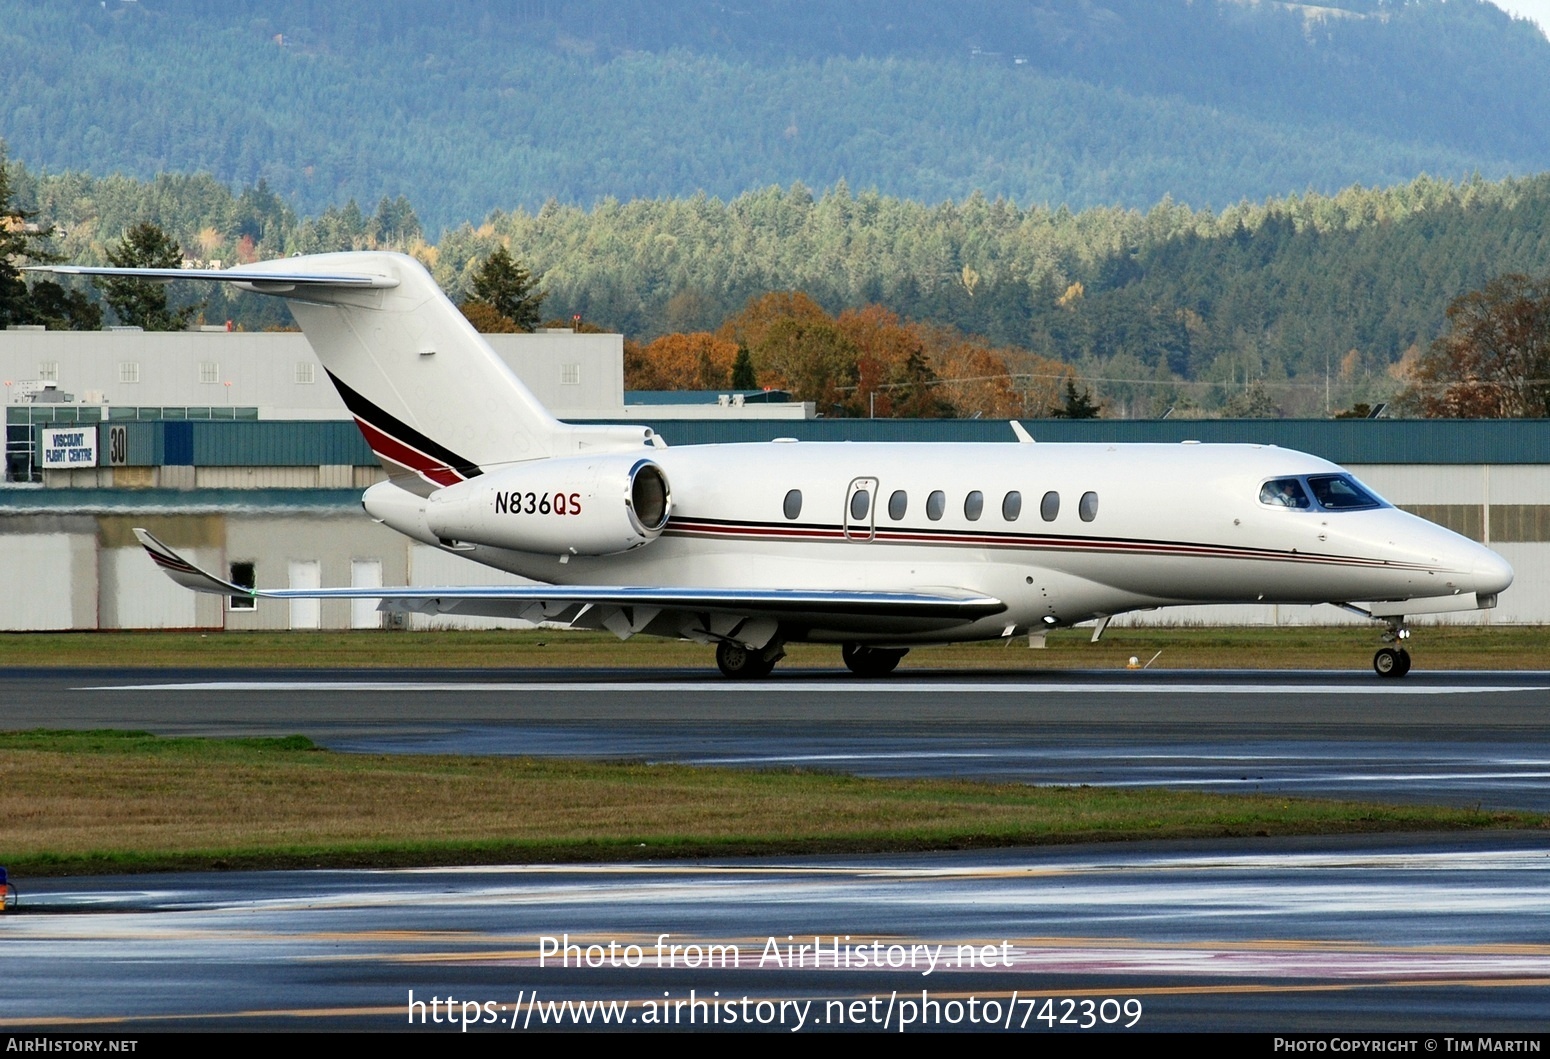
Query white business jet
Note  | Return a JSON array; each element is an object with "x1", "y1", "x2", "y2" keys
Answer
[{"x1": 37, "y1": 252, "x2": 1514, "y2": 678}]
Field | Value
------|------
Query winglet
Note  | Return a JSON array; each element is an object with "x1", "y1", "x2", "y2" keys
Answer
[
  {"x1": 133, "y1": 528, "x2": 252, "y2": 597},
  {"x1": 1009, "y1": 420, "x2": 1035, "y2": 443}
]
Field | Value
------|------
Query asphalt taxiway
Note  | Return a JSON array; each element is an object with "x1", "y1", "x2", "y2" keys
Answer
[
  {"x1": 9, "y1": 665, "x2": 1550, "y2": 808},
  {"x1": 3, "y1": 666, "x2": 1548, "y2": 1032}
]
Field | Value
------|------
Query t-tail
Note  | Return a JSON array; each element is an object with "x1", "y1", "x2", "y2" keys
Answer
[{"x1": 31, "y1": 251, "x2": 656, "y2": 494}]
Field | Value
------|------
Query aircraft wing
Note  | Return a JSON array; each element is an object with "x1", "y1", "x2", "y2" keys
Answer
[{"x1": 134, "y1": 529, "x2": 1005, "y2": 641}]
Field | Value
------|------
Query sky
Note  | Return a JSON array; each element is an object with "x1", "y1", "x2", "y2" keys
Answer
[{"x1": 1489, "y1": 0, "x2": 1550, "y2": 35}]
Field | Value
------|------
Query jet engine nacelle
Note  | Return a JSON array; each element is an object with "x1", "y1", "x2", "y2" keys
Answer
[{"x1": 423, "y1": 455, "x2": 672, "y2": 556}]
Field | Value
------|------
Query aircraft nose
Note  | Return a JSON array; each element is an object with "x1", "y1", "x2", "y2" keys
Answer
[{"x1": 1470, "y1": 546, "x2": 1515, "y2": 598}]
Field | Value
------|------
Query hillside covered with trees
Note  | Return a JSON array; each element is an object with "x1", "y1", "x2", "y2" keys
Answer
[
  {"x1": 8, "y1": 145, "x2": 1550, "y2": 418},
  {"x1": 4, "y1": 0, "x2": 1550, "y2": 231}
]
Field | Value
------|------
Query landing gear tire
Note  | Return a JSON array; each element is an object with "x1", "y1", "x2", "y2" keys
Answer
[
  {"x1": 716, "y1": 640, "x2": 776, "y2": 679},
  {"x1": 1373, "y1": 646, "x2": 1412, "y2": 679},
  {"x1": 841, "y1": 643, "x2": 908, "y2": 678}
]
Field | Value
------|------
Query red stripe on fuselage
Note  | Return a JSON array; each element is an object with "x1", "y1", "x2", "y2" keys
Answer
[
  {"x1": 354, "y1": 417, "x2": 466, "y2": 487},
  {"x1": 663, "y1": 517, "x2": 1433, "y2": 571}
]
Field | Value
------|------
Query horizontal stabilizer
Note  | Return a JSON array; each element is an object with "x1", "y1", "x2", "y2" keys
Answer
[
  {"x1": 132, "y1": 529, "x2": 1006, "y2": 627},
  {"x1": 26, "y1": 264, "x2": 398, "y2": 291}
]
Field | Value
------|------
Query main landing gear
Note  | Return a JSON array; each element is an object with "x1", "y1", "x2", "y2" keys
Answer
[
  {"x1": 841, "y1": 643, "x2": 908, "y2": 678},
  {"x1": 1372, "y1": 619, "x2": 1412, "y2": 679},
  {"x1": 715, "y1": 640, "x2": 781, "y2": 679}
]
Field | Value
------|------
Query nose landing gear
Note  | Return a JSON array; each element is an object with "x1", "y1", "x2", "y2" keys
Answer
[
  {"x1": 1373, "y1": 620, "x2": 1411, "y2": 679},
  {"x1": 1373, "y1": 645, "x2": 1411, "y2": 678}
]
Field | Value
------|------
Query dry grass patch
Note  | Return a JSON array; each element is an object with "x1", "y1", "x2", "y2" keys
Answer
[
  {"x1": 1, "y1": 731, "x2": 1541, "y2": 876},
  {"x1": 0, "y1": 625, "x2": 1543, "y2": 672}
]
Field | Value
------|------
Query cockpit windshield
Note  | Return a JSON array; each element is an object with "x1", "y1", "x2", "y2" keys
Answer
[
  {"x1": 1259, "y1": 478, "x2": 1311, "y2": 509},
  {"x1": 1306, "y1": 474, "x2": 1383, "y2": 510},
  {"x1": 1259, "y1": 474, "x2": 1385, "y2": 512}
]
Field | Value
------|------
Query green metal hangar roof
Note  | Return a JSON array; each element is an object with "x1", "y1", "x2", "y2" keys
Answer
[
  {"x1": 580, "y1": 418, "x2": 1550, "y2": 465},
  {"x1": 12, "y1": 417, "x2": 1550, "y2": 468}
]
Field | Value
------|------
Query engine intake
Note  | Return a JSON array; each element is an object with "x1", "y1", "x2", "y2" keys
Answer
[{"x1": 425, "y1": 455, "x2": 672, "y2": 556}]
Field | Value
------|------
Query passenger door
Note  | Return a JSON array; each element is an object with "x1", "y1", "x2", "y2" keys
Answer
[{"x1": 844, "y1": 477, "x2": 878, "y2": 541}]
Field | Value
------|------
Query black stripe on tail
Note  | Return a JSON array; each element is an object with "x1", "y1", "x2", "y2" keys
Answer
[{"x1": 324, "y1": 369, "x2": 483, "y2": 480}]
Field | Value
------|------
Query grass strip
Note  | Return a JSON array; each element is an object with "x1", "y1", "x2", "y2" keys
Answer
[
  {"x1": 1, "y1": 730, "x2": 1541, "y2": 877},
  {"x1": 0, "y1": 625, "x2": 1545, "y2": 671}
]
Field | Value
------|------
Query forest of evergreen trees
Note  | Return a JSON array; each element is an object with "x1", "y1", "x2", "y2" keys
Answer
[
  {"x1": 4, "y1": 0, "x2": 1548, "y2": 231},
  {"x1": 8, "y1": 143, "x2": 1550, "y2": 418}
]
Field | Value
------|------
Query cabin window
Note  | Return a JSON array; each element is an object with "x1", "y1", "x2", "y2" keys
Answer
[
  {"x1": 850, "y1": 488, "x2": 871, "y2": 520},
  {"x1": 888, "y1": 489, "x2": 908, "y2": 520},
  {"x1": 964, "y1": 490, "x2": 984, "y2": 521},
  {"x1": 1307, "y1": 474, "x2": 1382, "y2": 511},
  {"x1": 926, "y1": 490, "x2": 946, "y2": 521},
  {"x1": 783, "y1": 489, "x2": 802, "y2": 519},
  {"x1": 1040, "y1": 490, "x2": 1060, "y2": 521},
  {"x1": 1079, "y1": 491, "x2": 1099, "y2": 522},
  {"x1": 1002, "y1": 490, "x2": 1022, "y2": 521},
  {"x1": 1260, "y1": 478, "x2": 1311, "y2": 509}
]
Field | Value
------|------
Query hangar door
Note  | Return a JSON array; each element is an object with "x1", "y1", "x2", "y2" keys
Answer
[
  {"x1": 350, "y1": 559, "x2": 382, "y2": 629},
  {"x1": 288, "y1": 560, "x2": 321, "y2": 629}
]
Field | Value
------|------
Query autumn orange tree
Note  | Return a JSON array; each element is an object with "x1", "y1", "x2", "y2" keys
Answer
[
  {"x1": 1402, "y1": 273, "x2": 1550, "y2": 418},
  {"x1": 624, "y1": 332, "x2": 739, "y2": 390},
  {"x1": 460, "y1": 299, "x2": 519, "y2": 333},
  {"x1": 627, "y1": 287, "x2": 1090, "y2": 418},
  {"x1": 834, "y1": 307, "x2": 1084, "y2": 418},
  {"x1": 717, "y1": 291, "x2": 831, "y2": 351},
  {"x1": 925, "y1": 328, "x2": 1027, "y2": 419},
  {"x1": 833, "y1": 306, "x2": 952, "y2": 417},
  {"x1": 753, "y1": 317, "x2": 861, "y2": 410},
  {"x1": 714, "y1": 291, "x2": 858, "y2": 409}
]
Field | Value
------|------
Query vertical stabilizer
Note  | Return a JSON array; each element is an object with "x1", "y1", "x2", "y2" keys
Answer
[
  {"x1": 260, "y1": 252, "x2": 568, "y2": 490},
  {"x1": 30, "y1": 251, "x2": 656, "y2": 492}
]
